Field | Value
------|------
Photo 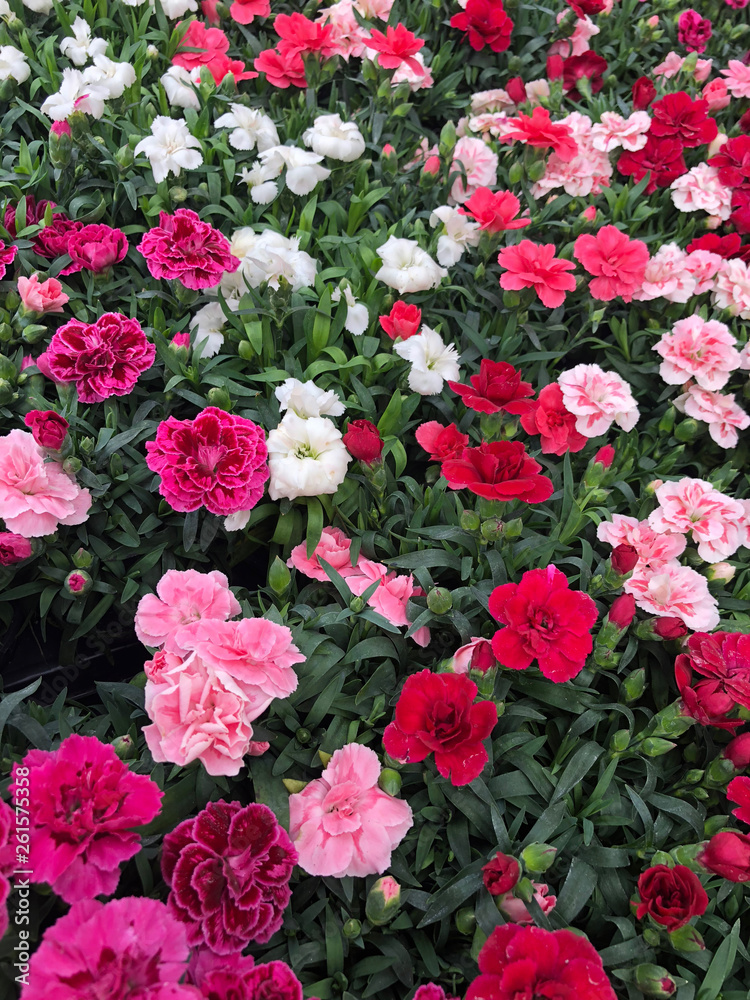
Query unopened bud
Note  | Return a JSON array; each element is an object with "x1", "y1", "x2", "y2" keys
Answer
[
  {"x1": 460, "y1": 509, "x2": 480, "y2": 532},
  {"x1": 503, "y1": 517, "x2": 524, "y2": 539},
  {"x1": 111, "y1": 734, "x2": 135, "y2": 760},
  {"x1": 675, "y1": 418, "x2": 700, "y2": 442},
  {"x1": 268, "y1": 555, "x2": 291, "y2": 595},
  {"x1": 634, "y1": 617, "x2": 687, "y2": 641},
  {"x1": 343, "y1": 918, "x2": 361, "y2": 938},
  {"x1": 65, "y1": 569, "x2": 92, "y2": 596},
  {"x1": 365, "y1": 876, "x2": 401, "y2": 925},
  {"x1": 72, "y1": 547, "x2": 93, "y2": 569},
  {"x1": 640, "y1": 737, "x2": 676, "y2": 757},
  {"x1": 520, "y1": 842, "x2": 557, "y2": 873},
  {"x1": 378, "y1": 768, "x2": 402, "y2": 796},
  {"x1": 668, "y1": 925, "x2": 704, "y2": 953},
  {"x1": 455, "y1": 907, "x2": 476, "y2": 935},
  {"x1": 481, "y1": 517, "x2": 504, "y2": 542},
  {"x1": 633, "y1": 965, "x2": 677, "y2": 997},
  {"x1": 620, "y1": 667, "x2": 647, "y2": 705},
  {"x1": 427, "y1": 587, "x2": 452, "y2": 614},
  {"x1": 706, "y1": 561, "x2": 735, "y2": 584},
  {"x1": 62, "y1": 456, "x2": 82, "y2": 475},
  {"x1": 610, "y1": 729, "x2": 631, "y2": 753},
  {"x1": 206, "y1": 386, "x2": 231, "y2": 410},
  {"x1": 295, "y1": 728, "x2": 311, "y2": 744}
]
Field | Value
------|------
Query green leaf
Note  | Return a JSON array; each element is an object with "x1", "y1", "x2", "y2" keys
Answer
[
  {"x1": 696, "y1": 919, "x2": 741, "y2": 1000},
  {"x1": 416, "y1": 861, "x2": 485, "y2": 928},
  {"x1": 0, "y1": 679, "x2": 43, "y2": 741}
]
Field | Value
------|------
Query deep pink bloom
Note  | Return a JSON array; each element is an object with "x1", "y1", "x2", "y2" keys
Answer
[
  {"x1": 34, "y1": 216, "x2": 86, "y2": 270},
  {"x1": 21, "y1": 897, "x2": 197, "y2": 1000},
  {"x1": 459, "y1": 188, "x2": 530, "y2": 232},
  {"x1": 0, "y1": 799, "x2": 14, "y2": 940},
  {"x1": 678, "y1": 9, "x2": 712, "y2": 53},
  {"x1": 0, "y1": 531, "x2": 32, "y2": 564},
  {"x1": 383, "y1": 670, "x2": 498, "y2": 785},
  {"x1": 254, "y1": 47, "x2": 307, "y2": 88},
  {"x1": 594, "y1": 444, "x2": 615, "y2": 467},
  {"x1": 709, "y1": 136, "x2": 750, "y2": 187},
  {"x1": 566, "y1": 0, "x2": 607, "y2": 14},
  {"x1": 24, "y1": 409, "x2": 69, "y2": 450},
  {"x1": 45, "y1": 313, "x2": 155, "y2": 404},
  {"x1": 698, "y1": 831, "x2": 750, "y2": 881},
  {"x1": 504, "y1": 107, "x2": 578, "y2": 162},
  {"x1": 274, "y1": 12, "x2": 338, "y2": 59},
  {"x1": 727, "y1": 776, "x2": 750, "y2": 825},
  {"x1": 135, "y1": 568, "x2": 241, "y2": 650},
  {"x1": 415, "y1": 421, "x2": 469, "y2": 461},
  {"x1": 724, "y1": 732, "x2": 750, "y2": 769},
  {"x1": 229, "y1": 0, "x2": 269, "y2": 23},
  {"x1": 137, "y1": 209, "x2": 240, "y2": 290},
  {"x1": 482, "y1": 852, "x2": 521, "y2": 895},
  {"x1": 0, "y1": 241, "x2": 17, "y2": 279},
  {"x1": 3, "y1": 195, "x2": 55, "y2": 237},
  {"x1": 145, "y1": 407, "x2": 269, "y2": 515},
  {"x1": 519, "y1": 383, "x2": 588, "y2": 455},
  {"x1": 677, "y1": 632, "x2": 750, "y2": 712},
  {"x1": 367, "y1": 24, "x2": 425, "y2": 72},
  {"x1": 497, "y1": 241, "x2": 577, "y2": 308},
  {"x1": 489, "y1": 566, "x2": 598, "y2": 682},
  {"x1": 162, "y1": 800, "x2": 297, "y2": 953},
  {"x1": 650, "y1": 92, "x2": 718, "y2": 147},
  {"x1": 10, "y1": 734, "x2": 162, "y2": 903},
  {"x1": 447, "y1": 360, "x2": 535, "y2": 415},
  {"x1": 379, "y1": 300, "x2": 421, "y2": 339},
  {"x1": 573, "y1": 226, "x2": 649, "y2": 301},
  {"x1": 450, "y1": 0, "x2": 514, "y2": 54},
  {"x1": 67, "y1": 223, "x2": 128, "y2": 273}
]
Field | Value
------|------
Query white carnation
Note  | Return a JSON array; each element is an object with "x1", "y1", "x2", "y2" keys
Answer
[
  {"x1": 331, "y1": 283, "x2": 369, "y2": 335},
  {"x1": 275, "y1": 378, "x2": 346, "y2": 418},
  {"x1": 259, "y1": 145, "x2": 331, "y2": 196},
  {"x1": 215, "y1": 105, "x2": 279, "y2": 152},
  {"x1": 375, "y1": 236, "x2": 448, "y2": 294},
  {"x1": 429, "y1": 205, "x2": 481, "y2": 267},
  {"x1": 134, "y1": 116, "x2": 203, "y2": 184},
  {"x1": 393, "y1": 325, "x2": 461, "y2": 395},
  {"x1": 267, "y1": 413, "x2": 351, "y2": 501},
  {"x1": 41, "y1": 67, "x2": 108, "y2": 120},
  {"x1": 190, "y1": 302, "x2": 227, "y2": 359},
  {"x1": 0, "y1": 45, "x2": 30, "y2": 84},
  {"x1": 160, "y1": 66, "x2": 201, "y2": 110},
  {"x1": 302, "y1": 113, "x2": 366, "y2": 162}
]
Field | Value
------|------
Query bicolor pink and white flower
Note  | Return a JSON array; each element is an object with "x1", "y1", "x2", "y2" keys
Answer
[
  {"x1": 649, "y1": 478, "x2": 749, "y2": 562},
  {"x1": 671, "y1": 164, "x2": 733, "y2": 220},
  {"x1": 597, "y1": 514, "x2": 686, "y2": 570},
  {"x1": 676, "y1": 386, "x2": 750, "y2": 449},
  {"x1": 449, "y1": 136, "x2": 499, "y2": 204},
  {"x1": 557, "y1": 364, "x2": 639, "y2": 437},
  {"x1": 625, "y1": 561, "x2": 719, "y2": 630},
  {"x1": 653, "y1": 316, "x2": 742, "y2": 390},
  {"x1": 590, "y1": 112, "x2": 651, "y2": 153}
]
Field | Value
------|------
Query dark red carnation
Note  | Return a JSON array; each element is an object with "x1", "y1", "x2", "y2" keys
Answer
[
  {"x1": 632, "y1": 76, "x2": 656, "y2": 111},
  {"x1": 343, "y1": 419, "x2": 383, "y2": 465},
  {"x1": 449, "y1": 0, "x2": 514, "y2": 53},
  {"x1": 467, "y1": 925, "x2": 616, "y2": 1000},
  {"x1": 24, "y1": 410, "x2": 69, "y2": 450},
  {"x1": 708, "y1": 136, "x2": 750, "y2": 187},
  {"x1": 415, "y1": 421, "x2": 469, "y2": 461},
  {"x1": 441, "y1": 440, "x2": 554, "y2": 503},
  {"x1": 67, "y1": 224, "x2": 128, "y2": 273},
  {"x1": 4, "y1": 195, "x2": 55, "y2": 237},
  {"x1": 547, "y1": 54, "x2": 564, "y2": 80},
  {"x1": 482, "y1": 852, "x2": 521, "y2": 896},
  {"x1": 686, "y1": 232, "x2": 744, "y2": 258},
  {"x1": 519, "y1": 383, "x2": 587, "y2": 456},
  {"x1": 728, "y1": 775, "x2": 750, "y2": 825},
  {"x1": 617, "y1": 135, "x2": 687, "y2": 193},
  {"x1": 634, "y1": 865, "x2": 708, "y2": 930},
  {"x1": 562, "y1": 52, "x2": 608, "y2": 95},
  {"x1": 566, "y1": 0, "x2": 606, "y2": 15},
  {"x1": 0, "y1": 532, "x2": 32, "y2": 565},
  {"x1": 698, "y1": 831, "x2": 750, "y2": 882},
  {"x1": 675, "y1": 653, "x2": 742, "y2": 732},
  {"x1": 379, "y1": 301, "x2": 421, "y2": 340},
  {"x1": 652, "y1": 617, "x2": 688, "y2": 640},
  {"x1": 724, "y1": 732, "x2": 750, "y2": 770},
  {"x1": 740, "y1": 108, "x2": 750, "y2": 134},
  {"x1": 731, "y1": 187, "x2": 750, "y2": 234},
  {"x1": 489, "y1": 566, "x2": 598, "y2": 683},
  {"x1": 383, "y1": 670, "x2": 497, "y2": 786},
  {"x1": 162, "y1": 800, "x2": 297, "y2": 954},
  {"x1": 611, "y1": 544, "x2": 638, "y2": 575},
  {"x1": 505, "y1": 76, "x2": 527, "y2": 106},
  {"x1": 137, "y1": 209, "x2": 240, "y2": 290},
  {"x1": 650, "y1": 92, "x2": 718, "y2": 148},
  {"x1": 447, "y1": 361, "x2": 535, "y2": 415}
]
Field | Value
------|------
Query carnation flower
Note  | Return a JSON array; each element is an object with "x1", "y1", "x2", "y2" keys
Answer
[
  {"x1": 229, "y1": 228, "x2": 317, "y2": 291},
  {"x1": 448, "y1": 360, "x2": 534, "y2": 415},
  {"x1": 0, "y1": 429, "x2": 91, "y2": 537},
  {"x1": 384, "y1": 670, "x2": 497, "y2": 784},
  {"x1": 40, "y1": 67, "x2": 108, "y2": 120},
  {"x1": 573, "y1": 226, "x2": 649, "y2": 301},
  {"x1": 367, "y1": 22, "x2": 424, "y2": 71},
  {"x1": 675, "y1": 386, "x2": 750, "y2": 449},
  {"x1": 429, "y1": 205, "x2": 481, "y2": 265},
  {"x1": 497, "y1": 240, "x2": 577, "y2": 308},
  {"x1": 597, "y1": 514, "x2": 686, "y2": 570},
  {"x1": 43, "y1": 312, "x2": 154, "y2": 404},
  {"x1": 190, "y1": 301, "x2": 228, "y2": 358},
  {"x1": 289, "y1": 743, "x2": 413, "y2": 876},
  {"x1": 11, "y1": 734, "x2": 162, "y2": 903},
  {"x1": 17, "y1": 273, "x2": 68, "y2": 314},
  {"x1": 671, "y1": 164, "x2": 733, "y2": 220},
  {"x1": 258, "y1": 145, "x2": 331, "y2": 195},
  {"x1": 503, "y1": 106, "x2": 577, "y2": 161},
  {"x1": 720, "y1": 59, "x2": 750, "y2": 98},
  {"x1": 0, "y1": 531, "x2": 32, "y2": 565},
  {"x1": 316, "y1": 0, "x2": 369, "y2": 61},
  {"x1": 228, "y1": 0, "x2": 269, "y2": 23},
  {"x1": 677, "y1": 632, "x2": 750, "y2": 714},
  {"x1": 331, "y1": 282, "x2": 369, "y2": 334},
  {"x1": 393, "y1": 325, "x2": 461, "y2": 395},
  {"x1": 442, "y1": 440, "x2": 554, "y2": 503},
  {"x1": 626, "y1": 561, "x2": 720, "y2": 630},
  {"x1": 276, "y1": 378, "x2": 345, "y2": 419},
  {"x1": 650, "y1": 91, "x2": 717, "y2": 148},
  {"x1": 135, "y1": 568, "x2": 241, "y2": 650},
  {"x1": 590, "y1": 111, "x2": 650, "y2": 152},
  {"x1": 240, "y1": 161, "x2": 281, "y2": 204},
  {"x1": 635, "y1": 242, "x2": 697, "y2": 303},
  {"x1": 557, "y1": 364, "x2": 639, "y2": 437},
  {"x1": 274, "y1": 11, "x2": 338, "y2": 59},
  {"x1": 449, "y1": 136, "x2": 499, "y2": 204},
  {"x1": 24, "y1": 409, "x2": 69, "y2": 450},
  {"x1": 379, "y1": 300, "x2": 422, "y2": 340},
  {"x1": 21, "y1": 897, "x2": 197, "y2": 1000},
  {"x1": 146, "y1": 407, "x2": 269, "y2": 515},
  {"x1": 450, "y1": 0, "x2": 514, "y2": 53},
  {"x1": 287, "y1": 526, "x2": 353, "y2": 580},
  {"x1": 654, "y1": 316, "x2": 741, "y2": 390},
  {"x1": 214, "y1": 103, "x2": 279, "y2": 151},
  {"x1": 138, "y1": 209, "x2": 240, "y2": 290},
  {"x1": 489, "y1": 566, "x2": 598, "y2": 682},
  {"x1": 0, "y1": 799, "x2": 14, "y2": 939},
  {"x1": 416, "y1": 421, "x2": 469, "y2": 461},
  {"x1": 459, "y1": 187, "x2": 530, "y2": 232},
  {"x1": 618, "y1": 135, "x2": 687, "y2": 194},
  {"x1": 162, "y1": 800, "x2": 296, "y2": 952},
  {"x1": 648, "y1": 477, "x2": 748, "y2": 563},
  {"x1": 134, "y1": 115, "x2": 203, "y2": 183},
  {"x1": 84, "y1": 54, "x2": 136, "y2": 98},
  {"x1": 519, "y1": 383, "x2": 588, "y2": 455},
  {"x1": 713, "y1": 258, "x2": 750, "y2": 319},
  {"x1": 699, "y1": 831, "x2": 750, "y2": 881},
  {"x1": 266, "y1": 412, "x2": 350, "y2": 501},
  {"x1": 303, "y1": 112, "x2": 365, "y2": 161},
  {"x1": 160, "y1": 65, "x2": 201, "y2": 109},
  {"x1": 254, "y1": 46, "x2": 307, "y2": 88},
  {"x1": 0, "y1": 43, "x2": 30, "y2": 82},
  {"x1": 375, "y1": 236, "x2": 448, "y2": 293}
]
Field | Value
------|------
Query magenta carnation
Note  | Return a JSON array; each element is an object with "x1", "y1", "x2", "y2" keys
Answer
[
  {"x1": 162, "y1": 800, "x2": 297, "y2": 954},
  {"x1": 44, "y1": 312, "x2": 156, "y2": 404},
  {"x1": 0, "y1": 799, "x2": 15, "y2": 941},
  {"x1": 186, "y1": 948, "x2": 305, "y2": 1000},
  {"x1": 67, "y1": 223, "x2": 128, "y2": 273},
  {"x1": 137, "y1": 208, "x2": 240, "y2": 290},
  {"x1": 10, "y1": 734, "x2": 163, "y2": 904},
  {"x1": 145, "y1": 406, "x2": 269, "y2": 515},
  {"x1": 21, "y1": 897, "x2": 198, "y2": 1000}
]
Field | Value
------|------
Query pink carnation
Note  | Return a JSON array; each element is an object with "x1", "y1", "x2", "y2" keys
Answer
[
  {"x1": 287, "y1": 526, "x2": 353, "y2": 580},
  {"x1": 712, "y1": 258, "x2": 750, "y2": 319},
  {"x1": 676, "y1": 385, "x2": 750, "y2": 449},
  {"x1": 498, "y1": 882, "x2": 557, "y2": 923},
  {"x1": 625, "y1": 560, "x2": 720, "y2": 630},
  {"x1": 548, "y1": 11, "x2": 599, "y2": 58},
  {"x1": 703, "y1": 78, "x2": 731, "y2": 111},
  {"x1": 597, "y1": 514, "x2": 686, "y2": 569},
  {"x1": 10, "y1": 734, "x2": 162, "y2": 903},
  {"x1": 145, "y1": 407, "x2": 269, "y2": 515},
  {"x1": 634, "y1": 243, "x2": 698, "y2": 303},
  {"x1": 449, "y1": 136, "x2": 499, "y2": 204},
  {"x1": 288, "y1": 742, "x2": 413, "y2": 877},
  {"x1": 654, "y1": 315, "x2": 741, "y2": 390},
  {"x1": 135, "y1": 568, "x2": 241, "y2": 650},
  {"x1": 162, "y1": 800, "x2": 296, "y2": 953},
  {"x1": 654, "y1": 51, "x2": 686, "y2": 79},
  {"x1": 721, "y1": 60, "x2": 750, "y2": 99},
  {"x1": 17, "y1": 273, "x2": 68, "y2": 314},
  {"x1": 344, "y1": 559, "x2": 431, "y2": 646},
  {"x1": 0, "y1": 531, "x2": 33, "y2": 564},
  {"x1": 137, "y1": 209, "x2": 240, "y2": 290},
  {"x1": 0, "y1": 429, "x2": 91, "y2": 537},
  {"x1": 649, "y1": 477, "x2": 748, "y2": 562},
  {"x1": 590, "y1": 111, "x2": 651, "y2": 153},
  {"x1": 44, "y1": 312, "x2": 155, "y2": 404},
  {"x1": 0, "y1": 799, "x2": 15, "y2": 941},
  {"x1": 316, "y1": 0, "x2": 368, "y2": 60},
  {"x1": 557, "y1": 364, "x2": 639, "y2": 437},
  {"x1": 21, "y1": 897, "x2": 197, "y2": 1000},
  {"x1": 684, "y1": 249, "x2": 723, "y2": 294},
  {"x1": 67, "y1": 223, "x2": 128, "y2": 273},
  {"x1": 671, "y1": 164, "x2": 733, "y2": 220},
  {"x1": 497, "y1": 240, "x2": 577, "y2": 308},
  {"x1": 532, "y1": 112, "x2": 612, "y2": 199},
  {"x1": 573, "y1": 225, "x2": 649, "y2": 301}
]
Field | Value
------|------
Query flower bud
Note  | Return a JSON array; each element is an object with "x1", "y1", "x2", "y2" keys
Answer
[
  {"x1": 633, "y1": 965, "x2": 677, "y2": 997},
  {"x1": 72, "y1": 547, "x2": 93, "y2": 569},
  {"x1": 607, "y1": 593, "x2": 637, "y2": 630},
  {"x1": 295, "y1": 728, "x2": 311, "y2": 744},
  {"x1": 620, "y1": 667, "x2": 647, "y2": 705},
  {"x1": 634, "y1": 617, "x2": 687, "y2": 641},
  {"x1": 610, "y1": 729, "x2": 631, "y2": 753},
  {"x1": 378, "y1": 768, "x2": 402, "y2": 796},
  {"x1": 527, "y1": 158, "x2": 547, "y2": 182},
  {"x1": 455, "y1": 907, "x2": 476, "y2": 935},
  {"x1": 668, "y1": 925, "x2": 705, "y2": 953},
  {"x1": 65, "y1": 570, "x2": 92, "y2": 596},
  {"x1": 49, "y1": 121, "x2": 73, "y2": 167},
  {"x1": 268, "y1": 555, "x2": 291, "y2": 596},
  {"x1": 460, "y1": 509, "x2": 481, "y2": 532},
  {"x1": 206, "y1": 386, "x2": 231, "y2": 410},
  {"x1": 508, "y1": 161, "x2": 524, "y2": 185},
  {"x1": 342, "y1": 918, "x2": 361, "y2": 939},
  {"x1": 723, "y1": 732, "x2": 750, "y2": 771},
  {"x1": 62, "y1": 456, "x2": 82, "y2": 475},
  {"x1": 610, "y1": 544, "x2": 638, "y2": 576},
  {"x1": 482, "y1": 852, "x2": 520, "y2": 896},
  {"x1": 21, "y1": 323, "x2": 48, "y2": 345},
  {"x1": 427, "y1": 587, "x2": 452, "y2": 614},
  {"x1": 111, "y1": 734, "x2": 135, "y2": 760},
  {"x1": 365, "y1": 876, "x2": 401, "y2": 926},
  {"x1": 438, "y1": 120, "x2": 457, "y2": 158},
  {"x1": 674, "y1": 418, "x2": 700, "y2": 442},
  {"x1": 503, "y1": 517, "x2": 524, "y2": 539},
  {"x1": 706, "y1": 562, "x2": 735, "y2": 584},
  {"x1": 520, "y1": 842, "x2": 557, "y2": 873},
  {"x1": 481, "y1": 517, "x2": 504, "y2": 542},
  {"x1": 640, "y1": 737, "x2": 676, "y2": 757},
  {"x1": 350, "y1": 595, "x2": 365, "y2": 613}
]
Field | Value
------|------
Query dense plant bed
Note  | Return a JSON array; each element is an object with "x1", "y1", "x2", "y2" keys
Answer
[{"x1": 1, "y1": 0, "x2": 750, "y2": 998}]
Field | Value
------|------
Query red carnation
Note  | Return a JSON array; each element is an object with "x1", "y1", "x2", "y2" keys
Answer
[
  {"x1": 740, "y1": 108, "x2": 750, "y2": 134},
  {"x1": 382, "y1": 670, "x2": 498, "y2": 786},
  {"x1": 728, "y1": 775, "x2": 750, "y2": 825},
  {"x1": 686, "y1": 232, "x2": 744, "y2": 258},
  {"x1": 367, "y1": 24, "x2": 425, "y2": 73},
  {"x1": 482, "y1": 852, "x2": 521, "y2": 896},
  {"x1": 379, "y1": 301, "x2": 421, "y2": 340},
  {"x1": 611, "y1": 544, "x2": 638, "y2": 575},
  {"x1": 441, "y1": 440, "x2": 554, "y2": 504},
  {"x1": 459, "y1": 188, "x2": 530, "y2": 232},
  {"x1": 617, "y1": 135, "x2": 687, "y2": 193},
  {"x1": 162, "y1": 800, "x2": 297, "y2": 953},
  {"x1": 415, "y1": 421, "x2": 469, "y2": 461},
  {"x1": 505, "y1": 76, "x2": 527, "y2": 106},
  {"x1": 3, "y1": 195, "x2": 55, "y2": 237},
  {"x1": 504, "y1": 107, "x2": 578, "y2": 162},
  {"x1": 607, "y1": 593, "x2": 636, "y2": 629},
  {"x1": 634, "y1": 865, "x2": 708, "y2": 930},
  {"x1": 450, "y1": 0, "x2": 514, "y2": 54},
  {"x1": 566, "y1": 0, "x2": 607, "y2": 15},
  {"x1": 489, "y1": 566, "x2": 598, "y2": 683},
  {"x1": 447, "y1": 361, "x2": 534, "y2": 416},
  {"x1": 731, "y1": 187, "x2": 750, "y2": 234},
  {"x1": 67, "y1": 223, "x2": 128, "y2": 274},
  {"x1": 24, "y1": 410, "x2": 69, "y2": 450},
  {"x1": 698, "y1": 831, "x2": 750, "y2": 882},
  {"x1": 675, "y1": 655, "x2": 742, "y2": 732},
  {"x1": 254, "y1": 47, "x2": 307, "y2": 88},
  {"x1": 467, "y1": 925, "x2": 616, "y2": 1000},
  {"x1": 562, "y1": 52, "x2": 608, "y2": 95},
  {"x1": 343, "y1": 419, "x2": 383, "y2": 465},
  {"x1": 137, "y1": 209, "x2": 240, "y2": 290},
  {"x1": 679, "y1": 632, "x2": 750, "y2": 710},
  {"x1": 519, "y1": 383, "x2": 587, "y2": 456},
  {"x1": 650, "y1": 92, "x2": 718, "y2": 148},
  {"x1": 632, "y1": 76, "x2": 656, "y2": 111},
  {"x1": 724, "y1": 732, "x2": 750, "y2": 770}
]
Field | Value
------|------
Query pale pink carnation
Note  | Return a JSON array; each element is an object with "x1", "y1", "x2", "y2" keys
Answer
[
  {"x1": 0, "y1": 429, "x2": 91, "y2": 537},
  {"x1": 470, "y1": 89, "x2": 513, "y2": 114},
  {"x1": 648, "y1": 477, "x2": 748, "y2": 561},
  {"x1": 684, "y1": 249, "x2": 723, "y2": 294},
  {"x1": 702, "y1": 78, "x2": 731, "y2": 111},
  {"x1": 18, "y1": 274, "x2": 69, "y2": 314},
  {"x1": 694, "y1": 58, "x2": 713, "y2": 83},
  {"x1": 670, "y1": 164, "x2": 733, "y2": 220},
  {"x1": 344, "y1": 556, "x2": 389, "y2": 595},
  {"x1": 369, "y1": 572, "x2": 431, "y2": 647},
  {"x1": 591, "y1": 112, "x2": 651, "y2": 153},
  {"x1": 524, "y1": 80, "x2": 550, "y2": 104},
  {"x1": 468, "y1": 113, "x2": 514, "y2": 140},
  {"x1": 625, "y1": 560, "x2": 719, "y2": 630},
  {"x1": 287, "y1": 526, "x2": 353, "y2": 581},
  {"x1": 134, "y1": 568, "x2": 241, "y2": 651},
  {"x1": 597, "y1": 513, "x2": 686, "y2": 569},
  {"x1": 721, "y1": 60, "x2": 750, "y2": 99},
  {"x1": 654, "y1": 51, "x2": 685, "y2": 78},
  {"x1": 288, "y1": 742, "x2": 413, "y2": 877},
  {"x1": 449, "y1": 136, "x2": 499, "y2": 204},
  {"x1": 354, "y1": 0, "x2": 393, "y2": 16},
  {"x1": 557, "y1": 364, "x2": 639, "y2": 437},
  {"x1": 676, "y1": 385, "x2": 750, "y2": 450},
  {"x1": 548, "y1": 12, "x2": 599, "y2": 57},
  {"x1": 498, "y1": 882, "x2": 557, "y2": 923},
  {"x1": 316, "y1": 0, "x2": 368, "y2": 59},
  {"x1": 634, "y1": 243, "x2": 697, "y2": 303},
  {"x1": 533, "y1": 112, "x2": 612, "y2": 199},
  {"x1": 653, "y1": 315, "x2": 741, "y2": 390},
  {"x1": 391, "y1": 51, "x2": 433, "y2": 93},
  {"x1": 712, "y1": 259, "x2": 750, "y2": 319}
]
